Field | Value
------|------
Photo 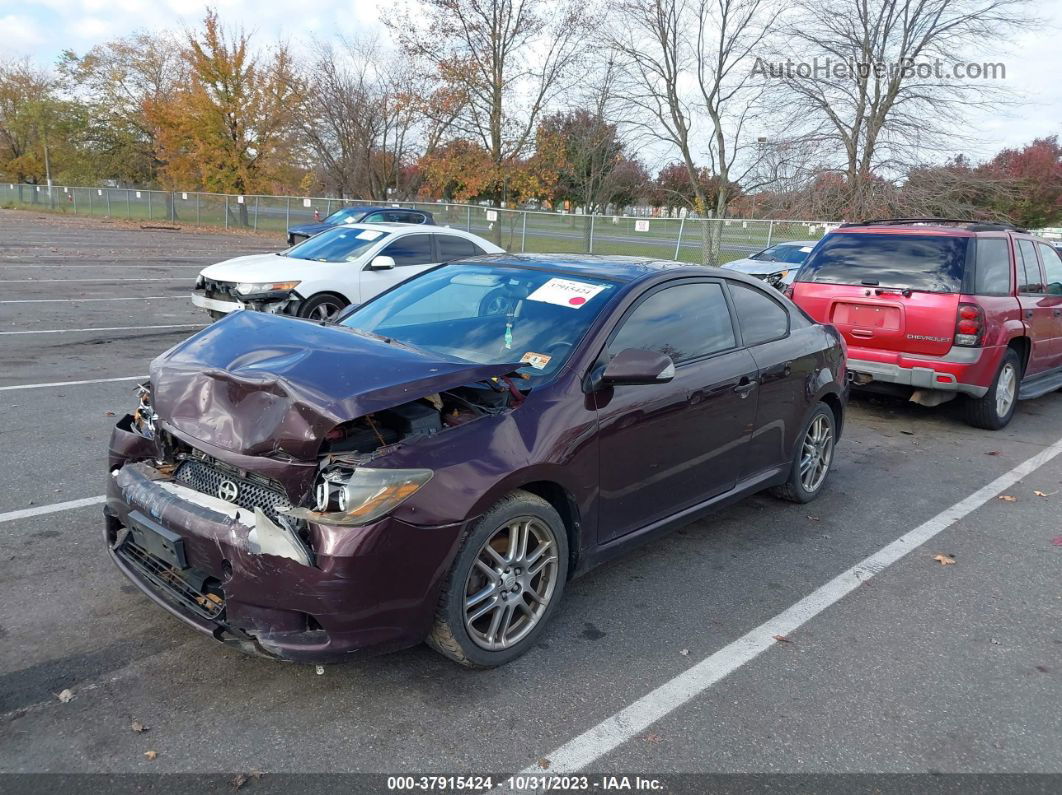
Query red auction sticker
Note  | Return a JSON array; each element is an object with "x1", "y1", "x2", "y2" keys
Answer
[{"x1": 568, "y1": 296, "x2": 587, "y2": 306}]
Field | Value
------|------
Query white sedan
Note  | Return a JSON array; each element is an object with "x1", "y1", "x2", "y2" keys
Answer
[
  {"x1": 721, "y1": 240, "x2": 818, "y2": 290},
  {"x1": 192, "y1": 223, "x2": 504, "y2": 322}
]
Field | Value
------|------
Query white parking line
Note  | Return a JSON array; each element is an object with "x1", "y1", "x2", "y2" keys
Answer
[
  {"x1": 0, "y1": 296, "x2": 179, "y2": 304},
  {"x1": 0, "y1": 496, "x2": 105, "y2": 525},
  {"x1": 0, "y1": 375, "x2": 147, "y2": 391},
  {"x1": 0, "y1": 324, "x2": 205, "y2": 335},
  {"x1": 518, "y1": 435, "x2": 1062, "y2": 775},
  {"x1": 0, "y1": 278, "x2": 188, "y2": 283}
]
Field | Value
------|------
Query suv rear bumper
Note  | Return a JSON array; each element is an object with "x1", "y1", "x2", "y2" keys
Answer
[{"x1": 847, "y1": 345, "x2": 1002, "y2": 398}]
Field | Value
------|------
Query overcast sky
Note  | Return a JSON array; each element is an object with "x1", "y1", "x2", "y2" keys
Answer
[{"x1": 2, "y1": 0, "x2": 1059, "y2": 164}]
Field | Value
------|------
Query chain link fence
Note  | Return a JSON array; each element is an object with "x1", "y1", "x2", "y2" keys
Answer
[{"x1": 0, "y1": 182, "x2": 835, "y2": 265}]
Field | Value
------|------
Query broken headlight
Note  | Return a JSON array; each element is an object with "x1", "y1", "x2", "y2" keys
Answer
[
  {"x1": 133, "y1": 383, "x2": 157, "y2": 439},
  {"x1": 235, "y1": 280, "x2": 300, "y2": 296},
  {"x1": 766, "y1": 270, "x2": 789, "y2": 289},
  {"x1": 284, "y1": 467, "x2": 434, "y2": 527}
]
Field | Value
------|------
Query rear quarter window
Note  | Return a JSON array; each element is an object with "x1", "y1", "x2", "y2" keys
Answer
[
  {"x1": 797, "y1": 233, "x2": 970, "y2": 293},
  {"x1": 972, "y1": 238, "x2": 1012, "y2": 296}
]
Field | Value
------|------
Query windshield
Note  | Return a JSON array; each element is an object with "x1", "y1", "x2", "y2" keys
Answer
[
  {"x1": 752, "y1": 243, "x2": 813, "y2": 264},
  {"x1": 339, "y1": 264, "x2": 618, "y2": 379},
  {"x1": 285, "y1": 226, "x2": 389, "y2": 262},
  {"x1": 797, "y1": 233, "x2": 970, "y2": 292},
  {"x1": 323, "y1": 207, "x2": 366, "y2": 224}
]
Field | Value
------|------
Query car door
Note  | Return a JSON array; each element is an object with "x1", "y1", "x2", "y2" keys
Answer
[
  {"x1": 436, "y1": 233, "x2": 485, "y2": 262},
  {"x1": 726, "y1": 280, "x2": 820, "y2": 471},
  {"x1": 1036, "y1": 242, "x2": 1062, "y2": 369},
  {"x1": 593, "y1": 279, "x2": 759, "y2": 544},
  {"x1": 359, "y1": 233, "x2": 438, "y2": 303},
  {"x1": 1015, "y1": 237, "x2": 1055, "y2": 375}
]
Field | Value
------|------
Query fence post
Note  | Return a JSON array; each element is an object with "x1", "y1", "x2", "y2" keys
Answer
[
  {"x1": 521, "y1": 212, "x2": 528, "y2": 252},
  {"x1": 225, "y1": 195, "x2": 229, "y2": 229},
  {"x1": 253, "y1": 196, "x2": 260, "y2": 231},
  {"x1": 89, "y1": 189, "x2": 93, "y2": 216},
  {"x1": 126, "y1": 189, "x2": 131, "y2": 219},
  {"x1": 105, "y1": 190, "x2": 111, "y2": 217},
  {"x1": 466, "y1": 206, "x2": 472, "y2": 232},
  {"x1": 674, "y1": 216, "x2": 686, "y2": 260},
  {"x1": 147, "y1": 191, "x2": 151, "y2": 220},
  {"x1": 588, "y1": 214, "x2": 595, "y2": 254},
  {"x1": 285, "y1": 197, "x2": 290, "y2": 231},
  {"x1": 196, "y1": 193, "x2": 200, "y2": 225},
  {"x1": 170, "y1": 192, "x2": 175, "y2": 222},
  {"x1": 71, "y1": 189, "x2": 76, "y2": 215},
  {"x1": 765, "y1": 220, "x2": 774, "y2": 248}
]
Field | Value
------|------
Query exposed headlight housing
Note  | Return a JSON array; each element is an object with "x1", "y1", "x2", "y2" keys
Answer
[
  {"x1": 133, "y1": 382, "x2": 157, "y2": 439},
  {"x1": 766, "y1": 270, "x2": 789, "y2": 289},
  {"x1": 285, "y1": 467, "x2": 434, "y2": 527},
  {"x1": 235, "y1": 280, "x2": 301, "y2": 296}
]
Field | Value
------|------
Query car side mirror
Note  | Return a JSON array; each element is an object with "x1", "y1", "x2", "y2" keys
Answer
[
  {"x1": 601, "y1": 348, "x2": 676, "y2": 386},
  {"x1": 369, "y1": 255, "x2": 395, "y2": 270}
]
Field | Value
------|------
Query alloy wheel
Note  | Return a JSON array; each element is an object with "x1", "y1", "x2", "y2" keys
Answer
[
  {"x1": 463, "y1": 517, "x2": 559, "y2": 651},
  {"x1": 799, "y1": 414, "x2": 833, "y2": 493},
  {"x1": 995, "y1": 362, "x2": 1017, "y2": 419},
  {"x1": 310, "y1": 301, "x2": 343, "y2": 322}
]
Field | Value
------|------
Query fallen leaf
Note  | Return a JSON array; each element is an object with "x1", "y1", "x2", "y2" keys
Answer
[
  {"x1": 772, "y1": 634, "x2": 792, "y2": 643},
  {"x1": 985, "y1": 451, "x2": 1001, "y2": 456},
  {"x1": 1051, "y1": 536, "x2": 1062, "y2": 547},
  {"x1": 997, "y1": 495, "x2": 1017, "y2": 502},
  {"x1": 56, "y1": 689, "x2": 74, "y2": 703},
  {"x1": 933, "y1": 554, "x2": 956, "y2": 565},
  {"x1": 537, "y1": 758, "x2": 551, "y2": 770},
  {"x1": 1034, "y1": 491, "x2": 1048, "y2": 497},
  {"x1": 806, "y1": 515, "x2": 821, "y2": 522},
  {"x1": 130, "y1": 720, "x2": 147, "y2": 733},
  {"x1": 144, "y1": 751, "x2": 158, "y2": 761},
  {"x1": 679, "y1": 648, "x2": 690, "y2": 656},
  {"x1": 900, "y1": 430, "x2": 914, "y2": 435},
  {"x1": 104, "y1": 411, "x2": 115, "y2": 417},
  {"x1": 232, "y1": 773, "x2": 250, "y2": 791},
  {"x1": 644, "y1": 733, "x2": 663, "y2": 744}
]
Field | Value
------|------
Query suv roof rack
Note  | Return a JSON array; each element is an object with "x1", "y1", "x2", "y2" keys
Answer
[{"x1": 841, "y1": 218, "x2": 1029, "y2": 233}]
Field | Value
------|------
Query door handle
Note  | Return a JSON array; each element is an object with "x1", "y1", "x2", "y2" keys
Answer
[
  {"x1": 1025, "y1": 309, "x2": 1034, "y2": 319},
  {"x1": 733, "y1": 377, "x2": 758, "y2": 398},
  {"x1": 1054, "y1": 309, "x2": 1062, "y2": 317}
]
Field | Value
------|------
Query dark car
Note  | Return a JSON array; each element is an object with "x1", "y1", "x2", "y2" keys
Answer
[
  {"x1": 105, "y1": 255, "x2": 847, "y2": 668},
  {"x1": 287, "y1": 206, "x2": 435, "y2": 246}
]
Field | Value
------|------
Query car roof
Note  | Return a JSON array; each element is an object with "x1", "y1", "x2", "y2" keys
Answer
[
  {"x1": 337, "y1": 222, "x2": 472, "y2": 233},
  {"x1": 765, "y1": 240, "x2": 818, "y2": 247},
  {"x1": 452, "y1": 253, "x2": 734, "y2": 284}
]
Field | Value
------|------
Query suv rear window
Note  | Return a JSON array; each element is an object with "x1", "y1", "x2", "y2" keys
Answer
[{"x1": 797, "y1": 233, "x2": 970, "y2": 293}]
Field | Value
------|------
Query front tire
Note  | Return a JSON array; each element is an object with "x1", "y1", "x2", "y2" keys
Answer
[
  {"x1": 772, "y1": 403, "x2": 836, "y2": 503},
  {"x1": 427, "y1": 491, "x2": 568, "y2": 668},
  {"x1": 962, "y1": 348, "x2": 1020, "y2": 430},
  {"x1": 297, "y1": 292, "x2": 348, "y2": 322}
]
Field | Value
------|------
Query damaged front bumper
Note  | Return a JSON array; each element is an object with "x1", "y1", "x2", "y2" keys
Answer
[{"x1": 105, "y1": 417, "x2": 465, "y2": 663}]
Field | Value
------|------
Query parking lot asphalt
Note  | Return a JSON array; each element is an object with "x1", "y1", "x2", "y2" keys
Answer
[{"x1": 1, "y1": 210, "x2": 1060, "y2": 781}]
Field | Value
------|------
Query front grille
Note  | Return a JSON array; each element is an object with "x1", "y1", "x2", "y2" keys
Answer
[
  {"x1": 118, "y1": 540, "x2": 225, "y2": 620},
  {"x1": 175, "y1": 459, "x2": 290, "y2": 521}
]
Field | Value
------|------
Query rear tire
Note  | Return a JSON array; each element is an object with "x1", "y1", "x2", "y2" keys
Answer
[
  {"x1": 962, "y1": 348, "x2": 1020, "y2": 430},
  {"x1": 427, "y1": 491, "x2": 568, "y2": 668},
  {"x1": 297, "y1": 292, "x2": 348, "y2": 323},
  {"x1": 772, "y1": 404, "x2": 836, "y2": 503}
]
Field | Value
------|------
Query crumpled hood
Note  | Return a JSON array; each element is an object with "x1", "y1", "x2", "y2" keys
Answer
[{"x1": 149, "y1": 311, "x2": 520, "y2": 460}]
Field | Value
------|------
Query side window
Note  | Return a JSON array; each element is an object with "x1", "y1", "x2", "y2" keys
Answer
[
  {"x1": 1037, "y1": 244, "x2": 1062, "y2": 296},
  {"x1": 974, "y1": 238, "x2": 1012, "y2": 295},
  {"x1": 608, "y1": 282, "x2": 735, "y2": 364},
  {"x1": 437, "y1": 235, "x2": 481, "y2": 260},
  {"x1": 1017, "y1": 240, "x2": 1045, "y2": 294},
  {"x1": 379, "y1": 234, "x2": 434, "y2": 267},
  {"x1": 398, "y1": 212, "x2": 426, "y2": 224},
  {"x1": 728, "y1": 283, "x2": 790, "y2": 345},
  {"x1": 362, "y1": 212, "x2": 387, "y2": 223}
]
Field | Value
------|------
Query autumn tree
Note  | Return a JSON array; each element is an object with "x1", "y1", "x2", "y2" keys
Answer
[
  {"x1": 0, "y1": 60, "x2": 62, "y2": 193},
  {"x1": 977, "y1": 137, "x2": 1062, "y2": 228},
  {"x1": 389, "y1": 0, "x2": 593, "y2": 240},
  {"x1": 151, "y1": 10, "x2": 302, "y2": 224},
  {"x1": 59, "y1": 32, "x2": 186, "y2": 186}
]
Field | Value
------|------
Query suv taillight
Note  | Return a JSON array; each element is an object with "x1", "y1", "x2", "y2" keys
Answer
[{"x1": 954, "y1": 302, "x2": 984, "y2": 347}]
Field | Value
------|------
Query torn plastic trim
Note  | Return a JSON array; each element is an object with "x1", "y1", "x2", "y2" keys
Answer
[{"x1": 248, "y1": 507, "x2": 314, "y2": 566}]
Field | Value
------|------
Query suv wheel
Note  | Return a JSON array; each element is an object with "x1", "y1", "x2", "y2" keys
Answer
[
  {"x1": 772, "y1": 404, "x2": 836, "y2": 503},
  {"x1": 427, "y1": 491, "x2": 568, "y2": 668},
  {"x1": 962, "y1": 348, "x2": 1020, "y2": 430}
]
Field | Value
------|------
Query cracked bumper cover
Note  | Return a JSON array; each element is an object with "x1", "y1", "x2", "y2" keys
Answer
[
  {"x1": 105, "y1": 420, "x2": 465, "y2": 663},
  {"x1": 847, "y1": 347, "x2": 993, "y2": 398}
]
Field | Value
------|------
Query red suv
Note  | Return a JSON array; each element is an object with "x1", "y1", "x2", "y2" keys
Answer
[{"x1": 791, "y1": 219, "x2": 1062, "y2": 429}]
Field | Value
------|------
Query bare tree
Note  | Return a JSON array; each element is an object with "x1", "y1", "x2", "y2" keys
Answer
[
  {"x1": 610, "y1": 0, "x2": 777, "y2": 263},
  {"x1": 388, "y1": 0, "x2": 593, "y2": 220},
  {"x1": 769, "y1": 0, "x2": 1026, "y2": 218}
]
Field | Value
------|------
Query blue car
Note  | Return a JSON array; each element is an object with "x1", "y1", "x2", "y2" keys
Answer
[{"x1": 287, "y1": 205, "x2": 435, "y2": 245}]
